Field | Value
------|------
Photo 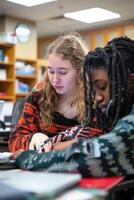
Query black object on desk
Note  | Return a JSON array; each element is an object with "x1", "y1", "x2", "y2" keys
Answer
[
  {"x1": 0, "y1": 159, "x2": 17, "y2": 169},
  {"x1": 0, "y1": 152, "x2": 17, "y2": 169},
  {"x1": 0, "y1": 120, "x2": 6, "y2": 129},
  {"x1": 109, "y1": 176, "x2": 134, "y2": 200},
  {"x1": 0, "y1": 130, "x2": 10, "y2": 152}
]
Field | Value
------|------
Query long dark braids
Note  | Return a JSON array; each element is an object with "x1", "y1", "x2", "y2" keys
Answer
[{"x1": 83, "y1": 36, "x2": 134, "y2": 132}]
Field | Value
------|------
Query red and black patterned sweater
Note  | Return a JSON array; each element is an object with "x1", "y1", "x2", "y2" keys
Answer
[
  {"x1": 8, "y1": 91, "x2": 80, "y2": 152},
  {"x1": 9, "y1": 90, "x2": 103, "y2": 152}
]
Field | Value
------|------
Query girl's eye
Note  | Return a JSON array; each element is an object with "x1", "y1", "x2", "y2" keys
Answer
[
  {"x1": 93, "y1": 84, "x2": 107, "y2": 92},
  {"x1": 99, "y1": 85, "x2": 107, "y2": 90},
  {"x1": 48, "y1": 70, "x2": 54, "y2": 74},
  {"x1": 59, "y1": 71, "x2": 67, "y2": 75}
]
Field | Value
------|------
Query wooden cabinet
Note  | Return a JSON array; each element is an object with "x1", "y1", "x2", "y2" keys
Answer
[
  {"x1": 0, "y1": 43, "x2": 38, "y2": 101},
  {"x1": 0, "y1": 43, "x2": 15, "y2": 101},
  {"x1": 15, "y1": 58, "x2": 38, "y2": 98}
]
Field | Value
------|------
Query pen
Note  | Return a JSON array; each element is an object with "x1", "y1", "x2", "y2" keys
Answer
[{"x1": 37, "y1": 139, "x2": 52, "y2": 153}]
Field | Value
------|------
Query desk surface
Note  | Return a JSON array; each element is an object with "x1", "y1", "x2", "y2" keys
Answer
[{"x1": 0, "y1": 169, "x2": 107, "y2": 200}]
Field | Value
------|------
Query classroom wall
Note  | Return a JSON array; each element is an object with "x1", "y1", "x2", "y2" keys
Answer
[
  {"x1": 0, "y1": 15, "x2": 37, "y2": 60},
  {"x1": 1, "y1": 15, "x2": 134, "y2": 62},
  {"x1": 38, "y1": 22, "x2": 134, "y2": 59}
]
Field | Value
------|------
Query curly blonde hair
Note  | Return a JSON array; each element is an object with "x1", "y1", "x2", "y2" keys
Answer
[{"x1": 39, "y1": 32, "x2": 88, "y2": 127}]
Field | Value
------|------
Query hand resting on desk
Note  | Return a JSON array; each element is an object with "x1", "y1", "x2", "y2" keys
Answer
[
  {"x1": 10, "y1": 150, "x2": 24, "y2": 160},
  {"x1": 29, "y1": 132, "x2": 77, "y2": 152},
  {"x1": 51, "y1": 139, "x2": 77, "y2": 151},
  {"x1": 37, "y1": 137, "x2": 77, "y2": 152},
  {"x1": 11, "y1": 139, "x2": 77, "y2": 160}
]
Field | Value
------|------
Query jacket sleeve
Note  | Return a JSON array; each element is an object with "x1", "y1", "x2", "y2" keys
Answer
[
  {"x1": 39, "y1": 126, "x2": 102, "y2": 152},
  {"x1": 9, "y1": 91, "x2": 42, "y2": 152},
  {"x1": 16, "y1": 106, "x2": 134, "y2": 177}
]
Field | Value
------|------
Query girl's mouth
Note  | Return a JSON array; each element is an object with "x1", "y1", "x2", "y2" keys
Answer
[{"x1": 54, "y1": 85, "x2": 64, "y2": 90}]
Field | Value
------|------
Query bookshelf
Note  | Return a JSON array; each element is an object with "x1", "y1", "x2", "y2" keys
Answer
[
  {"x1": 15, "y1": 58, "x2": 38, "y2": 98},
  {"x1": 0, "y1": 43, "x2": 15, "y2": 101},
  {"x1": 0, "y1": 43, "x2": 38, "y2": 101}
]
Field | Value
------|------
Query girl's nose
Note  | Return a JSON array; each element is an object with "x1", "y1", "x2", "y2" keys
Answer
[
  {"x1": 53, "y1": 73, "x2": 60, "y2": 84},
  {"x1": 94, "y1": 93, "x2": 103, "y2": 105}
]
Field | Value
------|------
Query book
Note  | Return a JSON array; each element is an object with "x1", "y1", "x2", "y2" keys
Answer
[{"x1": 79, "y1": 176, "x2": 125, "y2": 190}]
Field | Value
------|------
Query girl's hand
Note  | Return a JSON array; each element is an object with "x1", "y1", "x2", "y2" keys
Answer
[
  {"x1": 38, "y1": 139, "x2": 77, "y2": 153},
  {"x1": 38, "y1": 139, "x2": 53, "y2": 153},
  {"x1": 10, "y1": 150, "x2": 24, "y2": 160},
  {"x1": 53, "y1": 139, "x2": 77, "y2": 151},
  {"x1": 29, "y1": 133, "x2": 49, "y2": 151}
]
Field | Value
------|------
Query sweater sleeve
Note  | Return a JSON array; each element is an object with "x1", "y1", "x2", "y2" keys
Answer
[
  {"x1": 8, "y1": 91, "x2": 42, "y2": 152},
  {"x1": 39, "y1": 126, "x2": 102, "y2": 152},
  {"x1": 16, "y1": 106, "x2": 134, "y2": 177}
]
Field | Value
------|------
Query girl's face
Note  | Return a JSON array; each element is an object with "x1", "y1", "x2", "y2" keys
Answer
[
  {"x1": 90, "y1": 68, "x2": 110, "y2": 113},
  {"x1": 47, "y1": 53, "x2": 78, "y2": 96}
]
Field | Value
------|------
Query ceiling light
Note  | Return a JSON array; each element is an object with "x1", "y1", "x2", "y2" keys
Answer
[
  {"x1": 5, "y1": 0, "x2": 58, "y2": 7},
  {"x1": 64, "y1": 7, "x2": 121, "y2": 24}
]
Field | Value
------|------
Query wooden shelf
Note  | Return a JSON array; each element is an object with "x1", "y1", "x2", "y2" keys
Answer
[
  {"x1": 0, "y1": 61, "x2": 14, "y2": 65},
  {"x1": 16, "y1": 92, "x2": 30, "y2": 97},
  {"x1": 0, "y1": 43, "x2": 38, "y2": 101},
  {"x1": 0, "y1": 95, "x2": 15, "y2": 100},
  {"x1": 15, "y1": 58, "x2": 38, "y2": 99},
  {"x1": 0, "y1": 43, "x2": 15, "y2": 48},
  {"x1": 0, "y1": 79, "x2": 14, "y2": 82},
  {"x1": 0, "y1": 43, "x2": 15, "y2": 101},
  {"x1": 16, "y1": 75, "x2": 36, "y2": 79},
  {"x1": 16, "y1": 57, "x2": 37, "y2": 62}
]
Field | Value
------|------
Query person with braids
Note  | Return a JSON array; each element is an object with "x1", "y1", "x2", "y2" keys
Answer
[
  {"x1": 8, "y1": 32, "x2": 88, "y2": 152},
  {"x1": 12, "y1": 36, "x2": 134, "y2": 178}
]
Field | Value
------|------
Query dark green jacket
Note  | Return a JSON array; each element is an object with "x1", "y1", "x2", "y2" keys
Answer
[{"x1": 16, "y1": 105, "x2": 134, "y2": 177}]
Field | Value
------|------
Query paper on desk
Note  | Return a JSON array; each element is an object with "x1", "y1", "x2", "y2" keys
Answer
[
  {"x1": 0, "y1": 170, "x2": 81, "y2": 198},
  {"x1": 55, "y1": 187, "x2": 106, "y2": 200}
]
